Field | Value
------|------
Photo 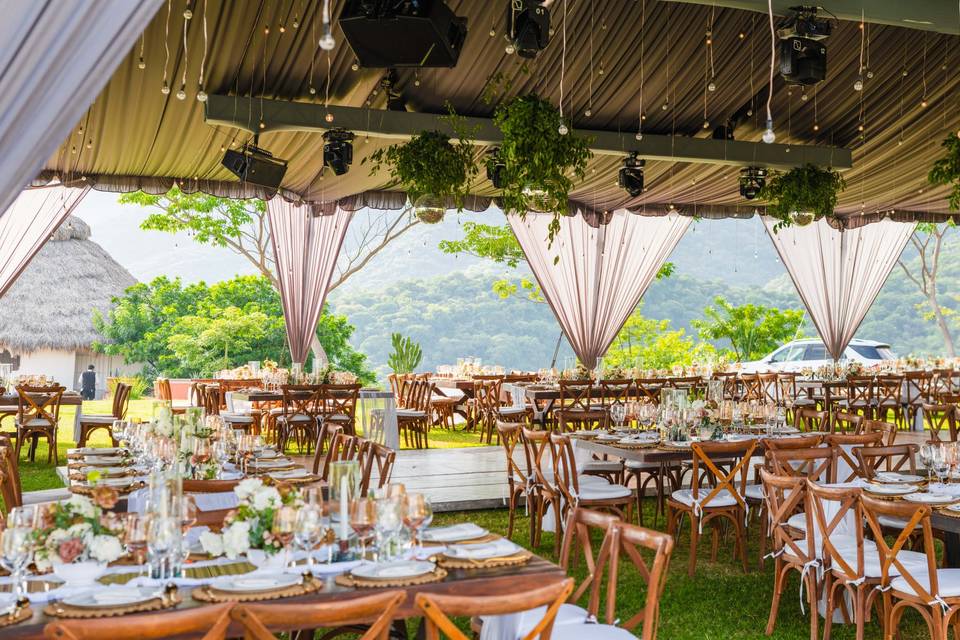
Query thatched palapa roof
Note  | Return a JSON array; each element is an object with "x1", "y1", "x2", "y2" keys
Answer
[{"x1": 0, "y1": 216, "x2": 135, "y2": 353}]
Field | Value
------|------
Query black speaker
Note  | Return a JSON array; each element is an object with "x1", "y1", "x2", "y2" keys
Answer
[
  {"x1": 339, "y1": 0, "x2": 467, "y2": 68},
  {"x1": 221, "y1": 146, "x2": 287, "y2": 190},
  {"x1": 779, "y1": 37, "x2": 826, "y2": 85}
]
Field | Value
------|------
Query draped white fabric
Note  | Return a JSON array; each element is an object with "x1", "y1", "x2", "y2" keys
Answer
[
  {"x1": 0, "y1": 185, "x2": 90, "y2": 299},
  {"x1": 508, "y1": 211, "x2": 691, "y2": 370},
  {"x1": 764, "y1": 217, "x2": 916, "y2": 361},
  {"x1": 0, "y1": 0, "x2": 161, "y2": 219},
  {"x1": 268, "y1": 199, "x2": 352, "y2": 365}
]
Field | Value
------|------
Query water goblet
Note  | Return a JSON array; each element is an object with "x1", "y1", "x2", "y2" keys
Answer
[
  {"x1": 294, "y1": 504, "x2": 324, "y2": 571},
  {"x1": 374, "y1": 496, "x2": 403, "y2": 560},
  {"x1": 125, "y1": 514, "x2": 150, "y2": 575},
  {"x1": 0, "y1": 522, "x2": 32, "y2": 600},
  {"x1": 349, "y1": 497, "x2": 376, "y2": 559},
  {"x1": 610, "y1": 403, "x2": 627, "y2": 430},
  {"x1": 920, "y1": 442, "x2": 936, "y2": 483},
  {"x1": 272, "y1": 505, "x2": 298, "y2": 551},
  {"x1": 403, "y1": 493, "x2": 433, "y2": 552}
]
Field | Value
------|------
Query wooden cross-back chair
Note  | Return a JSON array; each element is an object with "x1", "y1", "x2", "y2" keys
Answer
[
  {"x1": 840, "y1": 376, "x2": 875, "y2": 419},
  {"x1": 875, "y1": 374, "x2": 906, "y2": 428},
  {"x1": 903, "y1": 370, "x2": 935, "y2": 425},
  {"x1": 760, "y1": 469, "x2": 819, "y2": 640},
  {"x1": 77, "y1": 381, "x2": 131, "y2": 447},
  {"x1": 44, "y1": 602, "x2": 234, "y2": 640},
  {"x1": 767, "y1": 446, "x2": 838, "y2": 483},
  {"x1": 757, "y1": 372, "x2": 780, "y2": 405},
  {"x1": 855, "y1": 443, "x2": 919, "y2": 479},
  {"x1": 922, "y1": 403, "x2": 959, "y2": 443},
  {"x1": 777, "y1": 372, "x2": 816, "y2": 411},
  {"x1": 666, "y1": 439, "x2": 756, "y2": 577},
  {"x1": 794, "y1": 407, "x2": 830, "y2": 433},
  {"x1": 233, "y1": 590, "x2": 405, "y2": 640},
  {"x1": 861, "y1": 496, "x2": 954, "y2": 640},
  {"x1": 320, "y1": 431, "x2": 364, "y2": 481},
  {"x1": 600, "y1": 378, "x2": 634, "y2": 408},
  {"x1": 0, "y1": 436, "x2": 21, "y2": 514},
  {"x1": 831, "y1": 410, "x2": 864, "y2": 434},
  {"x1": 713, "y1": 372, "x2": 740, "y2": 401},
  {"x1": 497, "y1": 421, "x2": 531, "y2": 540},
  {"x1": 740, "y1": 374, "x2": 764, "y2": 403},
  {"x1": 312, "y1": 424, "x2": 343, "y2": 474},
  {"x1": 522, "y1": 427, "x2": 562, "y2": 550},
  {"x1": 556, "y1": 380, "x2": 606, "y2": 431},
  {"x1": 861, "y1": 418, "x2": 898, "y2": 447},
  {"x1": 15, "y1": 384, "x2": 64, "y2": 464},
  {"x1": 634, "y1": 379, "x2": 662, "y2": 405},
  {"x1": 359, "y1": 440, "x2": 396, "y2": 497},
  {"x1": 276, "y1": 384, "x2": 322, "y2": 454},
  {"x1": 417, "y1": 579, "x2": 574, "y2": 640},
  {"x1": 320, "y1": 383, "x2": 361, "y2": 436},
  {"x1": 825, "y1": 432, "x2": 884, "y2": 483},
  {"x1": 472, "y1": 378, "x2": 502, "y2": 444},
  {"x1": 154, "y1": 378, "x2": 186, "y2": 415},
  {"x1": 397, "y1": 378, "x2": 431, "y2": 449}
]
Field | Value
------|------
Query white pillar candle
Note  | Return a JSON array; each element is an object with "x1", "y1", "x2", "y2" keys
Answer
[{"x1": 339, "y1": 475, "x2": 349, "y2": 541}]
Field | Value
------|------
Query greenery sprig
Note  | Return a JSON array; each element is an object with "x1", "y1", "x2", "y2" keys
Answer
[
  {"x1": 929, "y1": 134, "x2": 960, "y2": 211},
  {"x1": 491, "y1": 95, "x2": 592, "y2": 246},
  {"x1": 758, "y1": 163, "x2": 845, "y2": 230}
]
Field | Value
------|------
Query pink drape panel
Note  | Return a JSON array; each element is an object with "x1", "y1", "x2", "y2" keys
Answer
[
  {"x1": 508, "y1": 210, "x2": 691, "y2": 370},
  {"x1": 0, "y1": 185, "x2": 90, "y2": 299},
  {"x1": 764, "y1": 217, "x2": 916, "y2": 361},
  {"x1": 268, "y1": 199, "x2": 352, "y2": 365},
  {"x1": 0, "y1": 0, "x2": 162, "y2": 219}
]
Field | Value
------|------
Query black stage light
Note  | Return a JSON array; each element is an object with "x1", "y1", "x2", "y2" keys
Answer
[
  {"x1": 339, "y1": 0, "x2": 467, "y2": 68},
  {"x1": 712, "y1": 120, "x2": 735, "y2": 140},
  {"x1": 618, "y1": 153, "x2": 645, "y2": 198},
  {"x1": 486, "y1": 149, "x2": 506, "y2": 189},
  {"x1": 777, "y1": 6, "x2": 831, "y2": 85},
  {"x1": 508, "y1": 0, "x2": 550, "y2": 58},
  {"x1": 323, "y1": 129, "x2": 355, "y2": 176},
  {"x1": 221, "y1": 142, "x2": 287, "y2": 191},
  {"x1": 739, "y1": 166, "x2": 767, "y2": 200}
]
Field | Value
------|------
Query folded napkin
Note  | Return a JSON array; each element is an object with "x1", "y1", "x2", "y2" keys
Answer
[
  {"x1": 925, "y1": 482, "x2": 960, "y2": 496},
  {"x1": 447, "y1": 538, "x2": 521, "y2": 560},
  {"x1": 421, "y1": 523, "x2": 486, "y2": 542},
  {"x1": 876, "y1": 472, "x2": 918, "y2": 483}
]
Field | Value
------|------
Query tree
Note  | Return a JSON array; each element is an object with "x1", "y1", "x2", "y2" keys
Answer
[
  {"x1": 93, "y1": 275, "x2": 376, "y2": 382},
  {"x1": 692, "y1": 296, "x2": 805, "y2": 361},
  {"x1": 897, "y1": 223, "x2": 957, "y2": 357},
  {"x1": 118, "y1": 188, "x2": 419, "y2": 363},
  {"x1": 605, "y1": 304, "x2": 715, "y2": 370}
]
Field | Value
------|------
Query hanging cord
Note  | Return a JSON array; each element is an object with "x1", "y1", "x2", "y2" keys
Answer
[
  {"x1": 637, "y1": 0, "x2": 644, "y2": 139},
  {"x1": 161, "y1": 0, "x2": 171, "y2": 93},
  {"x1": 764, "y1": 0, "x2": 775, "y2": 140},
  {"x1": 558, "y1": 0, "x2": 567, "y2": 134},
  {"x1": 197, "y1": 0, "x2": 208, "y2": 101}
]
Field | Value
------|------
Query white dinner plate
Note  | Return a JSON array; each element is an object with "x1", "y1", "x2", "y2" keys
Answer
[
  {"x1": 82, "y1": 456, "x2": 124, "y2": 465},
  {"x1": 70, "y1": 447, "x2": 124, "y2": 456},
  {"x1": 903, "y1": 492, "x2": 959, "y2": 505},
  {"x1": 445, "y1": 540, "x2": 523, "y2": 560},
  {"x1": 250, "y1": 459, "x2": 294, "y2": 469},
  {"x1": 596, "y1": 434, "x2": 620, "y2": 442},
  {"x1": 211, "y1": 573, "x2": 301, "y2": 593},
  {"x1": 78, "y1": 466, "x2": 128, "y2": 475},
  {"x1": 421, "y1": 523, "x2": 488, "y2": 543},
  {"x1": 270, "y1": 469, "x2": 308, "y2": 479},
  {"x1": 62, "y1": 587, "x2": 160, "y2": 608},
  {"x1": 85, "y1": 477, "x2": 134, "y2": 488},
  {"x1": 664, "y1": 441, "x2": 693, "y2": 448},
  {"x1": 864, "y1": 483, "x2": 916, "y2": 496},
  {"x1": 351, "y1": 560, "x2": 435, "y2": 580},
  {"x1": 254, "y1": 449, "x2": 282, "y2": 459},
  {"x1": 873, "y1": 472, "x2": 924, "y2": 484}
]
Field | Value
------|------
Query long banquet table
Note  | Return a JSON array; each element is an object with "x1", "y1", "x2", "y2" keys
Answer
[{"x1": 2, "y1": 554, "x2": 565, "y2": 639}]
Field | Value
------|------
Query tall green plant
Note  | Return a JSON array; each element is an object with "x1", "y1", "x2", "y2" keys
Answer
[{"x1": 387, "y1": 333, "x2": 423, "y2": 374}]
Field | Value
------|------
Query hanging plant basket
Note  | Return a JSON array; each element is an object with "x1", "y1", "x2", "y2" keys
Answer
[
  {"x1": 758, "y1": 163, "x2": 845, "y2": 231},
  {"x1": 929, "y1": 133, "x2": 960, "y2": 211},
  {"x1": 366, "y1": 121, "x2": 478, "y2": 216},
  {"x1": 491, "y1": 95, "x2": 592, "y2": 245}
]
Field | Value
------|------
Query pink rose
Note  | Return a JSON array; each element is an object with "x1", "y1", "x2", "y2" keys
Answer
[{"x1": 58, "y1": 537, "x2": 85, "y2": 564}]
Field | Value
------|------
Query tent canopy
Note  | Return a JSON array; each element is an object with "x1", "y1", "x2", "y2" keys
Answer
[{"x1": 36, "y1": 0, "x2": 960, "y2": 226}]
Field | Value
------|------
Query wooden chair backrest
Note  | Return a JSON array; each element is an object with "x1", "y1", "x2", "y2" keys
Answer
[
  {"x1": 714, "y1": 372, "x2": 740, "y2": 401},
  {"x1": 600, "y1": 379, "x2": 634, "y2": 407},
  {"x1": 558, "y1": 507, "x2": 621, "y2": 604},
  {"x1": 922, "y1": 403, "x2": 958, "y2": 442},
  {"x1": 197, "y1": 384, "x2": 220, "y2": 416},
  {"x1": 605, "y1": 522, "x2": 674, "y2": 637},
  {"x1": 16, "y1": 384, "x2": 65, "y2": 426},
  {"x1": 761, "y1": 434, "x2": 825, "y2": 452},
  {"x1": 521, "y1": 427, "x2": 556, "y2": 496},
  {"x1": 861, "y1": 418, "x2": 897, "y2": 446},
  {"x1": 549, "y1": 431, "x2": 585, "y2": 500},
  {"x1": 559, "y1": 380, "x2": 594, "y2": 412},
  {"x1": 846, "y1": 376, "x2": 875, "y2": 405},
  {"x1": 688, "y1": 439, "x2": 757, "y2": 511},
  {"x1": 233, "y1": 590, "x2": 405, "y2": 640},
  {"x1": 634, "y1": 380, "x2": 661, "y2": 404},
  {"x1": 111, "y1": 383, "x2": 132, "y2": 419},
  {"x1": 775, "y1": 373, "x2": 799, "y2": 404},
  {"x1": 313, "y1": 424, "x2": 344, "y2": 474},
  {"x1": 740, "y1": 374, "x2": 763, "y2": 402},
  {"x1": 321, "y1": 384, "x2": 361, "y2": 420},
  {"x1": 832, "y1": 411, "x2": 864, "y2": 434},
  {"x1": 321, "y1": 432, "x2": 363, "y2": 481},
  {"x1": 416, "y1": 579, "x2": 575, "y2": 640},
  {"x1": 758, "y1": 373, "x2": 780, "y2": 404},
  {"x1": 0, "y1": 436, "x2": 21, "y2": 508},
  {"x1": 760, "y1": 468, "x2": 813, "y2": 563},
  {"x1": 496, "y1": 422, "x2": 529, "y2": 489},
  {"x1": 474, "y1": 379, "x2": 502, "y2": 416},
  {"x1": 155, "y1": 378, "x2": 173, "y2": 402},
  {"x1": 795, "y1": 407, "x2": 829, "y2": 433},
  {"x1": 903, "y1": 370, "x2": 934, "y2": 404},
  {"x1": 825, "y1": 432, "x2": 884, "y2": 481},
  {"x1": 805, "y1": 482, "x2": 864, "y2": 583},
  {"x1": 862, "y1": 495, "x2": 939, "y2": 601},
  {"x1": 280, "y1": 384, "x2": 322, "y2": 419},
  {"x1": 768, "y1": 446, "x2": 837, "y2": 482},
  {"x1": 875, "y1": 375, "x2": 904, "y2": 406},
  {"x1": 360, "y1": 440, "x2": 396, "y2": 496},
  {"x1": 44, "y1": 602, "x2": 234, "y2": 640},
  {"x1": 855, "y1": 444, "x2": 918, "y2": 478}
]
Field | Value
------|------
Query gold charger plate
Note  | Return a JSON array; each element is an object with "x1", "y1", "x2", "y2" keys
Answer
[{"x1": 192, "y1": 575, "x2": 322, "y2": 603}]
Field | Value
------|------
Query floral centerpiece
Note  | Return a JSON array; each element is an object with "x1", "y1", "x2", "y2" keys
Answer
[
  {"x1": 199, "y1": 478, "x2": 301, "y2": 562},
  {"x1": 32, "y1": 494, "x2": 125, "y2": 581}
]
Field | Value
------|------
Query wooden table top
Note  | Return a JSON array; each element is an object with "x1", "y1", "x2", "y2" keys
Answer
[
  {"x1": 0, "y1": 392, "x2": 82, "y2": 408},
  {"x1": 3, "y1": 555, "x2": 565, "y2": 639}
]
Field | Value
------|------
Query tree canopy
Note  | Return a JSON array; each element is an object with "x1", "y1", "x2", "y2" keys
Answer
[{"x1": 691, "y1": 296, "x2": 805, "y2": 361}]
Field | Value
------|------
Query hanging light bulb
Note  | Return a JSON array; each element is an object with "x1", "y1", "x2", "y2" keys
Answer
[
  {"x1": 505, "y1": 43, "x2": 516, "y2": 55},
  {"x1": 309, "y1": 86, "x2": 317, "y2": 95},
  {"x1": 489, "y1": 28, "x2": 496, "y2": 37},
  {"x1": 558, "y1": 124, "x2": 568, "y2": 135},
  {"x1": 703, "y1": 120, "x2": 710, "y2": 129},
  {"x1": 196, "y1": 90, "x2": 207, "y2": 102},
  {"x1": 176, "y1": 87, "x2": 186, "y2": 100},
  {"x1": 319, "y1": 30, "x2": 336, "y2": 50},
  {"x1": 635, "y1": 132, "x2": 643, "y2": 141},
  {"x1": 866, "y1": 70, "x2": 874, "y2": 79},
  {"x1": 325, "y1": 113, "x2": 334, "y2": 123},
  {"x1": 137, "y1": 58, "x2": 146, "y2": 70},
  {"x1": 762, "y1": 118, "x2": 776, "y2": 144},
  {"x1": 661, "y1": 101, "x2": 669, "y2": 111},
  {"x1": 853, "y1": 75, "x2": 863, "y2": 91},
  {"x1": 351, "y1": 61, "x2": 359, "y2": 71},
  {"x1": 584, "y1": 109, "x2": 592, "y2": 117},
  {"x1": 801, "y1": 93, "x2": 809, "y2": 102},
  {"x1": 707, "y1": 81, "x2": 716, "y2": 92},
  {"x1": 161, "y1": 83, "x2": 170, "y2": 95},
  {"x1": 183, "y1": 8, "x2": 192, "y2": 19}
]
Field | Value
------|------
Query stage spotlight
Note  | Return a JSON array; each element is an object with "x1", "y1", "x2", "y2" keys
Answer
[
  {"x1": 777, "y1": 6, "x2": 831, "y2": 85},
  {"x1": 221, "y1": 142, "x2": 287, "y2": 190},
  {"x1": 323, "y1": 129, "x2": 355, "y2": 176},
  {"x1": 618, "y1": 152, "x2": 645, "y2": 198},
  {"x1": 739, "y1": 166, "x2": 767, "y2": 200},
  {"x1": 507, "y1": 0, "x2": 550, "y2": 58}
]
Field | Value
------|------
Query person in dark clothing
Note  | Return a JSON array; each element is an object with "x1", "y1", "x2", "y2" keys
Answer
[{"x1": 79, "y1": 365, "x2": 96, "y2": 400}]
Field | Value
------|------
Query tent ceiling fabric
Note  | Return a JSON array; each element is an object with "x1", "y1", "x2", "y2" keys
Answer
[
  {"x1": 509, "y1": 210, "x2": 691, "y2": 370},
  {"x1": 39, "y1": 0, "x2": 960, "y2": 224},
  {"x1": 0, "y1": 185, "x2": 91, "y2": 300},
  {"x1": 268, "y1": 198, "x2": 352, "y2": 365},
  {"x1": 0, "y1": 0, "x2": 162, "y2": 220},
  {"x1": 763, "y1": 217, "x2": 916, "y2": 361}
]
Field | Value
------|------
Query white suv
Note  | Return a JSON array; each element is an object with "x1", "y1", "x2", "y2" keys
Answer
[{"x1": 738, "y1": 338, "x2": 896, "y2": 373}]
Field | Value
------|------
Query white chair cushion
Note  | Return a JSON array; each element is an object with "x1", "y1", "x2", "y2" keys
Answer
[
  {"x1": 275, "y1": 414, "x2": 311, "y2": 423},
  {"x1": 744, "y1": 484, "x2": 765, "y2": 501},
  {"x1": 581, "y1": 460, "x2": 623, "y2": 473},
  {"x1": 79, "y1": 415, "x2": 117, "y2": 424},
  {"x1": 552, "y1": 623, "x2": 635, "y2": 640},
  {"x1": 543, "y1": 472, "x2": 609, "y2": 488},
  {"x1": 878, "y1": 515, "x2": 909, "y2": 529},
  {"x1": 786, "y1": 512, "x2": 807, "y2": 532},
  {"x1": 221, "y1": 413, "x2": 254, "y2": 423},
  {"x1": 498, "y1": 407, "x2": 527, "y2": 415},
  {"x1": 579, "y1": 484, "x2": 633, "y2": 500},
  {"x1": 891, "y1": 568, "x2": 960, "y2": 597},
  {"x1": 396, "y1": 409, "x2": 426, "y2": 418},
  {"x1": 834, "y1": 544, "x2": 926, "y2": 579},
  {"x1": 481, "y1": 603, "x2": 588, "y2": 640},
  {"x1": 625, "y1": 460, "x2": 660, "y2": 470},
  {"x1": 18, "y1": 419, "x2": 52, "y2": 428},
  {"x1": 671, "y1": 488, "x2": 739, "y2": 509}
]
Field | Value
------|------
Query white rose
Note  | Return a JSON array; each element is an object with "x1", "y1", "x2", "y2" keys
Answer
[
  {"x1": 235, "y1": 478, "x2": 262, "y2": 502},
  {"x1": 66, "y1": 495, "x2": 96, "y2": 519},
  {"x1": 89, "y1": 535, "x2": 124, "y2": 563},
  {"x1": 221, "y1": 521, "x2": 251, "y2": 559},
  {"x1": 199, "y1": 531, "x2": 224, "y2": 557},
  {"x1": 66, "y1": 522, "x2": 93, "y2": 544},
  {"x1": 251, "y1": 487, "x2": 281, "y2": 511}
]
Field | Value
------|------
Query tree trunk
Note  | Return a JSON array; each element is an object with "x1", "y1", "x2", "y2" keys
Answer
[
  {"x1": 310, "y1": 334, "x2": 329, "y2": 372},
  {"x1": 929, "y1": 290, "x2": 956, "y2": 357}
]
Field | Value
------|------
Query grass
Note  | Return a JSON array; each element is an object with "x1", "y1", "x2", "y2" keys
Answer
[{"x1": 430, "y1": 506, "x2": 931, "y2": 640}]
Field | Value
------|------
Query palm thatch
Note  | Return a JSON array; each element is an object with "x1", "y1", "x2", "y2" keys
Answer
[{"x1": 0, "y1": 216, "x2": 135, "y2": 353}]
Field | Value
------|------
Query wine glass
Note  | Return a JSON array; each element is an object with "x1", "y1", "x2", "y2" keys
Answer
[
  {"x1": 173, "y1": 495, "x2": 198, "y2": 534},
  {"x1": 374, "y1": 496, "x2": 403, "y2": 561},
  {"x1": 147, "y1": 516, "x2": 180, "y2": 579},
  {"x1": 294, "y1": 504, "x2": 325, "y2": 571},
  {"x1": 933, "y1": 446, "x2": 950, "y2": 488},
  {"x1": 125, "y1": 514, "x2": 150, "y2": 575},
  {"x1": 403, "y1": 493, "x2": 433, "y2": 551},
  {"x1": 610, "y1": 403, "x2": 627, "y2": 430},
  {"x1": 920, "y1": 442, "x2": 936, "y2": 483},
  {"x1": 272, "y1": 505, "x2": 298, "y2": 551},
  {"x1": 0, "y1": 521, "x2": 32, "y2": 600},
  {"x1": 349, "y1": 497, "x2": 376, "y2": 559}
]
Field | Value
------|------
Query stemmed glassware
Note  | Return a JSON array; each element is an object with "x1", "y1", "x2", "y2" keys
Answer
[
  {"x1": 374, "y1": 496, "x2": 403, "y2": 561},
  {"x1": 403, "y1": 493, "x2": 433, "y2": 552},
  {"x1": 147, "y1": 515, "x2": 180, "y2": 579},
  {"x1": 272, "y1": 506, "x2": 298, "y2": 555},
  {"x1": 920, "y1": 442, "x2": 937, "y2": 483},
  {"x1": 933, "y1": 445, "x2": 950, "y2": 487},
  {"x1": 0, "y1": 507, "x2": 36, "y2": 600},
  {"x1": 610, "y1": 403, "x2": 627, "y2": 430},
  {"x1": 125, "y1": 514, "x2": 150, "y2": 576},
  {"x1": 349, "y1": 497, "x2": 376, "y2": 559},
  {"x1": 294, "y1": 502, "x2": 326, "y2": 572}
]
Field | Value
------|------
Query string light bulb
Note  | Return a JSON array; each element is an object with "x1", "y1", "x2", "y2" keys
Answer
[
  {"x1": 138, "y1": 58, "x2": 146, "y2": 70},
  {"x1": 505, "y1": 43, "x2": 516, "y2": 55},
  {"x1": 762, "y1": 118, "x2": 776, "y2": 144},
  {"x1": 183, "y1": 8, "x2": 192, "y2": 19},
  {"x1": 558, "y1": 123, "x2": 568, "y2": 135},
  {"x1": 853, "y1": 75, "x2": 863, "y2": 91},
  {"x1": 708, "y1": 81, "x2": 716, "y2": 92},
  {"x1": 176, "y1": 87, "x2": 186, "y2": 100},
  {"x1": 584, "y1": 109, "x2": 592, "y2": 117},
  {"x1": 325, "y1": 112, "x2": 334, "y2": 123},
  {"x1": 319, "y1": 32, "x2": 335, "y2": 50},
  {"x1": 161, "y1": 83, "x2": 170, "y2": 95},
  {"x1": 196, "y1": 90, "x2": 207, "y2": 102},
  {"x1": 921, "y1": 99, "x2": 928, "y2": 108},
  {"x1": 351, "y1": 61, "x2": 359, "y2": 71}
]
